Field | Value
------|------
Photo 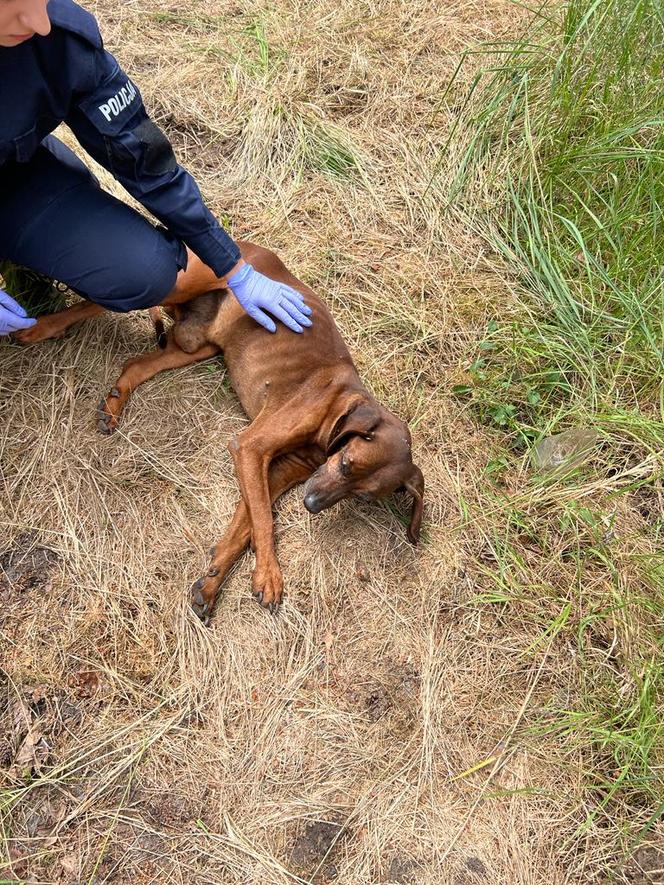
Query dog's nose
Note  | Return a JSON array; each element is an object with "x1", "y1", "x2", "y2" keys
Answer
[{"x1": 304, "y1": 492, "x2": 321, "y2": 514}]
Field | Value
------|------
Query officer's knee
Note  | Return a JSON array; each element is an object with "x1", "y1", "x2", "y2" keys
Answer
[
  {"x1": 128, "y1": 255, "x2": 179, "y2": 310},
  {"x1": 90, "y1": 239, "x2": 181, "y2": 313}
]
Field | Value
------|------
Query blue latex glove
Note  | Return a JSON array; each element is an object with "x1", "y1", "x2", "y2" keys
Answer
[
  {"x1": 0, "y1": 289, "x2": 36, "y2": 336},
  {"x1": 227, "y1": 263, "x2": 313, "y2": 333}
]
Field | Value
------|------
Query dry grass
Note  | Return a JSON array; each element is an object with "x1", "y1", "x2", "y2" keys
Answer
[{"x1": 0, "y1": 1, "x2": 661, "y2": 883}]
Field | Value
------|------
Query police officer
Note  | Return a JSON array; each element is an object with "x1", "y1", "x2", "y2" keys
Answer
[{"x1": 0, "y1": 0, "x2": 312, "y2": 338}]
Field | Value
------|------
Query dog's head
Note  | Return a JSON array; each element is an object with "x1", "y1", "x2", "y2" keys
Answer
[{"x1": 303, "y1": 397, "x2": 424, "y2": 544}]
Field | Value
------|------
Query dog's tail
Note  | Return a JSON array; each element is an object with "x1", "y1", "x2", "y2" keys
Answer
[{"x1": 148, "y1": 307, "x2": 167, "y2": 349}]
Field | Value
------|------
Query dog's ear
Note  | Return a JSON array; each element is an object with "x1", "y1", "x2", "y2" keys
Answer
[
  {"x1": 404, "y1": 464, "x2": 424, "y2": 545},
  {"x1": 327, "y1": 400, "x2": 382, "y2": 454}
]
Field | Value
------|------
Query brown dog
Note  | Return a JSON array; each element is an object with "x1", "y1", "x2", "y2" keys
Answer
[{"x1": 19, "y1": 241, "x2": 424, "y2": 621}]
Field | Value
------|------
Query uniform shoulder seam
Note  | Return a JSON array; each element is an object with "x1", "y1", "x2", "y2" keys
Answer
[{"x1": 47, "y1": 0, "x2": 103, "y2": 49}]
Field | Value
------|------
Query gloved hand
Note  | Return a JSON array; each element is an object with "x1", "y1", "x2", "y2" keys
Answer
[
  {"x1": 227, "y1": 263, "x2": 313, "y2": 333},
  {"x1": 0, "y1": 289, "x2": 36, "y2": 336}
]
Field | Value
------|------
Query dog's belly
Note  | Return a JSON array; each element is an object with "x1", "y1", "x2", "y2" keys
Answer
[
  {"x1": 225, "y1": 350, "x2": 315, "y2": 420},
  {"x1": 200, "y1": 286, "x2": 354, "y2": 422}
]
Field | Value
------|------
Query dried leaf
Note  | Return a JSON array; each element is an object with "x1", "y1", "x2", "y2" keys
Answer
[
  {"x1": 69, "y1": 669, "x2": 100, "y2": 698},
  {"x1": 9, "y1": 726, "x2": 48, "y2": 777}
]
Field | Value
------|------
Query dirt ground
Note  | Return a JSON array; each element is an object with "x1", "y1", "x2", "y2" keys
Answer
[{"x1": 1, "y1": 1, "x2": 661, "y2": 883}]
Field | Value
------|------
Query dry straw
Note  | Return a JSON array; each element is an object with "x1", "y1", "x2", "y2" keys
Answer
[{"x1": 1, "y1": 1, "x2": 660, "y2": 883}]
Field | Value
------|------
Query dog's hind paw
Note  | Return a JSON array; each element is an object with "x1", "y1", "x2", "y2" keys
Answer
[
  {"x1": 96, "y1": 396, "x2": 120, "y2": 434},
  {"x1": 13, "y1": 321, "x2": 67, "y2": 345},
  {"x1": 191, "y1": 579, "x2": 212, "y2": 626}
]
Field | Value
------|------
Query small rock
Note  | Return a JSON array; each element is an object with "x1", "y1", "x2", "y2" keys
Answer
[
  {"x1": 383, "y1": 855, "x2": 418, "y2": 883},
  {"x1": 532, "y1": 428, "x2": 598, "y2": 472},
  {"x1": 466, "y1": 856, "x2": 488, "y2": 878}
]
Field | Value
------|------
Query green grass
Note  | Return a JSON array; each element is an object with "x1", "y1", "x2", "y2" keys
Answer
[
  {"x1": 447, "y1": 0, "x2": 664, "y2": 445},
  {"x1": 0, "y1": 261, "x2": 68, "y2": 317},
  {"x1": 444, "y1": 0, "x2": 664, "y2": 853}
]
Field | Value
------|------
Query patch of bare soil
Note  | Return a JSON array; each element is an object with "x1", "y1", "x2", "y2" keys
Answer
[
  {"x1": 621, "y1": 845, "x2": 664, "y2": 885},
  {"x1": 0, "y1": 532, "x2": 60, "y2": 599},
  {"x1": 288, "y1": 817, "x2": 347, "y2": 881}
]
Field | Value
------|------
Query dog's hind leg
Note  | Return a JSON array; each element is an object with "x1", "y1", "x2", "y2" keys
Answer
[
  {"x1": 147, "y1": 307, "x2": 167, "y2": 348},
  {"x1": 97, "y1": 331, "x2": 219, "y2": 434},
  {"x1": 13, "y1": 301, "x2": 105, "y2": 344},
  {"x1": 191, "y1": 449, "x2": 320, "y2": 623}
]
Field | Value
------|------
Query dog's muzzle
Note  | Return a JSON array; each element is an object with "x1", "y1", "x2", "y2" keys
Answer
[{"x1": 302, "y1": 472, "x2": 341, "y2": 514}]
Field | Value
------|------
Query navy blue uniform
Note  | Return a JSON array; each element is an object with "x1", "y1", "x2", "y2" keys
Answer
[{"x1": 0, "y1": 0, "x2": 241, "y2": 311}]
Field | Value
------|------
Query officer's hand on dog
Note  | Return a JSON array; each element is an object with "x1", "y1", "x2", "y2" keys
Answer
[
  {"x1": 226, "y1": 262, "x2": 313, "y2": 334},
  {"x1": 0, "y1": 289, "x2": 36, "y2": 336}
]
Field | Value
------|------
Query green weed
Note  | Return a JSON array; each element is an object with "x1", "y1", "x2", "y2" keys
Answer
[
  {"x1": 446, "y1": 0, "x2": 664, "y2": 441},
  {"x1": 444, "y1": 1, "x2": 664, "y2": 842},
  {"x1": 0, "y1": 261, "x2": 68, "y2": 316}
]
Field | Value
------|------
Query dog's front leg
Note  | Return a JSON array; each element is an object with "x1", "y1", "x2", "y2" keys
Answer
[
  {"x1": 228, "y1": 433, "x2": 284, "y2": 610},
  {"x1": 228, "y1": 402, "x2": 321, "y2": 610}
]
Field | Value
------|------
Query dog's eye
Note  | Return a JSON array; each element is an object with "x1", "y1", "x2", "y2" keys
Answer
[{"x1": 340, "y1": 454, "x2": 353, "y2": 477}]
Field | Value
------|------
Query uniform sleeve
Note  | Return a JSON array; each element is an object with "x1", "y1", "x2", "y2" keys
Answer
[{"x1": 66, "y1": 48, "x2": 241, "y2": 277}]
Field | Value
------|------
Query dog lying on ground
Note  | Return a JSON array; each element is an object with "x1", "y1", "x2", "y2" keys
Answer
[{"x1": 16, "y1": 242, "x2": 424, "y2": 621}]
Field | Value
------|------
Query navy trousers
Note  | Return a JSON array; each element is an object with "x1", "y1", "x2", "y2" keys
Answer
[{"x1": 0, "y1": 137, "x2": 187, "y2": 312}]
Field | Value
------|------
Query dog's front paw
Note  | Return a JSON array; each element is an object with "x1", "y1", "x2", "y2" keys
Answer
[{"x1": 252, "y1": 562, "x2": 283, "y2": 614}]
